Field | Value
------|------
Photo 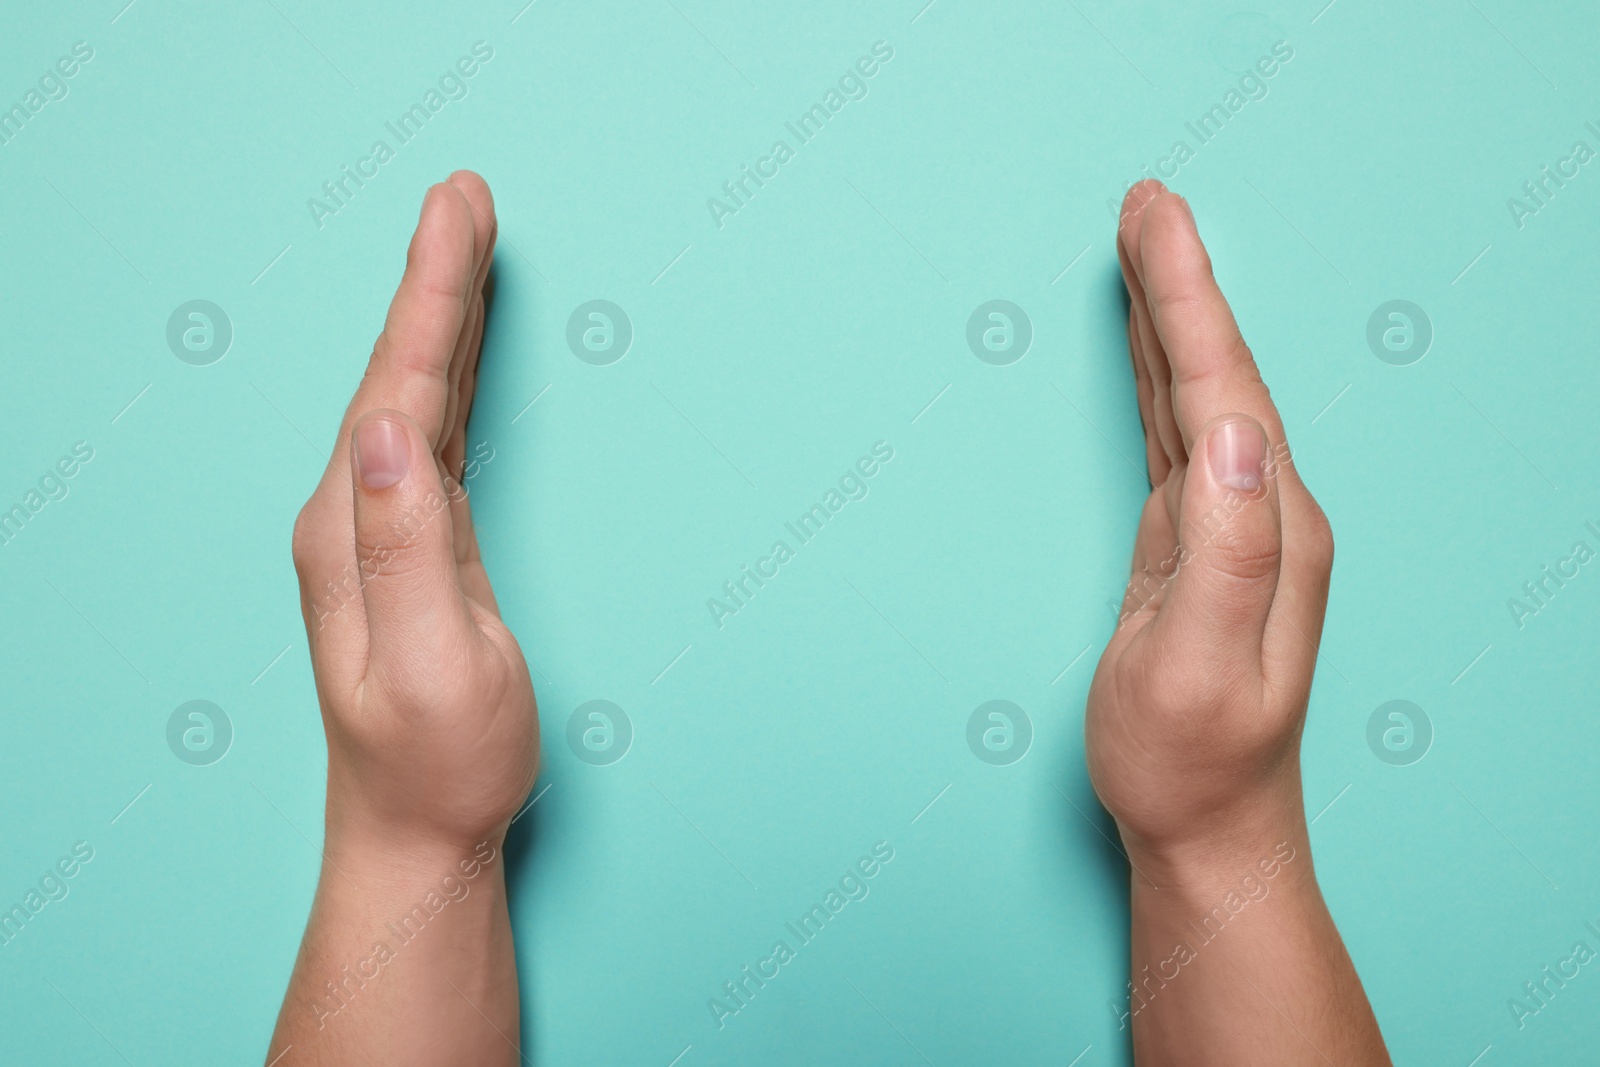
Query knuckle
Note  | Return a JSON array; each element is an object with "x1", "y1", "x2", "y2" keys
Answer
[
  {"x1": 290, "y1": 502, "x2": 325, "y2": 575},
  {"x1": 1184, "y1": 497, "x2": 1281, "y2": 585},
  {"x1": 1206, "y1": 523, "x2": 1282, "y2": 584},
  {"x1": 1303, "y1": 502, "x2": 1335, "y2": 573}
]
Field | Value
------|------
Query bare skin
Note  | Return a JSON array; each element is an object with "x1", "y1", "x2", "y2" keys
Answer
[
  {"x1": 1085, "y1": 180, "x2": 1391, "y2": 1064},
  {"x1": 266, "y1": 172, "x2": 538, "y2": 1067},
  {"x1": 265, "y1": 171, "x2": 1389, "y2": 1066}
]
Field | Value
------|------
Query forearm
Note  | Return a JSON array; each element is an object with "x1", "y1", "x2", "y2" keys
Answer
[
  {"x1": 1123, "y1": 797, "x2": 1389, "y2": 1065},
  {"x1": 267, "y1": 820, "x2": 521, "y2": 1067}
]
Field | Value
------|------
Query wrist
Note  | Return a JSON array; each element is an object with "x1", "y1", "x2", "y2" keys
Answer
[
  {"x1": 319, "y1": 787, "x2": 508, "y2": 903},
  {"x1": 1121, "y1": 784, "x2": 1312, "y2": 899},
  {"x1": 323, "y1": 763, "x2": 512, "y2": 864}
]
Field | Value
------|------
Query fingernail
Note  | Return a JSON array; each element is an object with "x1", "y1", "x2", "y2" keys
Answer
[
  {"x1": 1208, "y1": 419, "x2": 1266, "y2": 492},
  {"x1": 355, "y1": 418, "x2": 409, "y2": 490}
]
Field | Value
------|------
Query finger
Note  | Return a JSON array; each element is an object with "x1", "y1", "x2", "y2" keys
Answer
[
  {"x1": 1126, "y1": 304, "x2": 1170, "y2": 487},
  {"x1": 1120, "y1": 488, "x2": 1179, "y2": 624},
  {"x1": 439, "y1": 294, "x2": 482, "y2": 478},
  {"x1": 1134, "y1": 191, "x2": 1333, "y2": 643},
  {"x1": 1134, "y1": 192, "x2": 1286, "y2": 459},
  {"x1": 1152, "y1": 415, "x2": 1282, "y2": 669},
  {"x1": 441, "y1": 293, "x2": 485, "y2": 481},
  {"x1": 1119, "y1": 181, "x2": 1186, "y2": 473},
  {"x1": 296, "y1": 183, "x2": 478, "y2": 587},
  {"x1": 355, "y1": 182, "x2": 478, "y2": 450},
  {"x1": 351, "y1": 410, "x2": 475, "y2": 668},
  {"x1": 438, "y1": 171, "x2": 497, "y2": 469},
  {"x1": 449, "y1": 170, "x2": 498, "y2": 296}
]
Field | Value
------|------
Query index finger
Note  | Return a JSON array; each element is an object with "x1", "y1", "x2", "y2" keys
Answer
[
  {"x1": 1135, "y1": 192, "x2": 1288, "y2": 460},
  {"x1": 295, "y1": 182, "x2": 481, "y2": 602}
]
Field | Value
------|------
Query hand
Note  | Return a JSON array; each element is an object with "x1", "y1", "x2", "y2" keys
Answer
[
  {"x1": 1085, "y1": 183, "x2": 1387, "y2": 1064},
  {"x1": 1085, "y1": 180, "x2": 1334, "y2": 876},
  {"x1": 290, "y1": 171, "x2": 538, "y2": 853}
]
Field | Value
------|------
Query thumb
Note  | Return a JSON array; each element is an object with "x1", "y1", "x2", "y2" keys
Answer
[
  {"x1": 1154, "y1": 414, "x2": 1282, "y2": 667},
  {"x1": 351, "y1": 409, "x2": 472, "y2": 665}
]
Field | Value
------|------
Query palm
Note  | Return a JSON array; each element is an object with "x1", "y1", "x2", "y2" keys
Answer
[
  {"x1": 1082, "y1": 183, "x2": 1331, "y2": 857},
  {"x1": 292, "y1": 172, "x2": 539, "y2": 845}
]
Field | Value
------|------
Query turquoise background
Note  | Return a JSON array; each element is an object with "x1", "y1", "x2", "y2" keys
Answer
[{"x1": 2, "y1": 0, "x2": 1598, "y2": 1062}]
